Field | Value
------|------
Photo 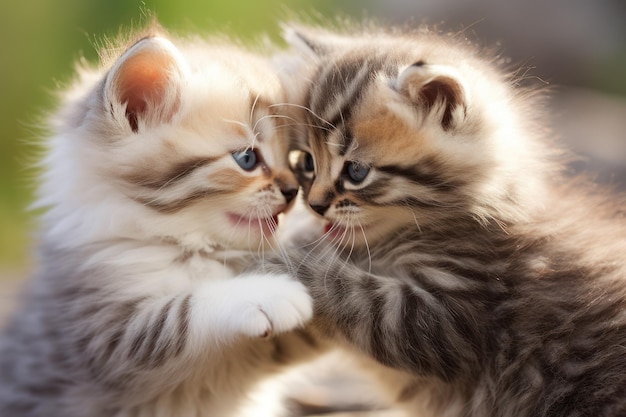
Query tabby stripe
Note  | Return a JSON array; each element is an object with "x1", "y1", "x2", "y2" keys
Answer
[
  {"x1": 128, "y1": 157, "x2": 218, "y2": 190},
  {"x1": 310, "y1": 57, "x2": 396, "y2": 156},
  {"x1": 366, "y1": 278, "x2": 388, "y2": 365},
  {"x1": 136, "y1": 188, "x2": 227, "y2": 214},
  {"x1": 397, "y1": 283, "x2": 426, "y2": 370},
  {"x1": 309, "y1": 59, "x2": 352, "y2": 119},
  {"x1": 174, "y1": 294, "x2": 192, "y2": 356},
  {"x1": 151, "y1": 295, "x2": 192, "y2": 366},
  {"x1": 334, "y1": 178, "x2": 345, "y2": 194},
  {"x1": 401, "y1": 283, "x2": 463, "y2": 381},
  {"x1": 294, "y1": 328, "x2": 318, "y2": 349},
  {"x1": 140, "y1": 298, "x2": 175, "y2": 366},
  {"x1": 379, "y1": 164, "x2": 460, "y2": 192},
  {"x1": 384, "y1": 196, "x2": 444, "y2": 209},
  {"x1": 313, "y1": 58, "x2": 373, "y2": 122},
  {"x1": 409, "y1": 267, "x2": 488, "y2": 365},
  {"x1": 339, "y1": 126, "x2": 356, "y2": 157},
  {"x1": 128, "y1": 326, "x2": 149, "y2": 360},
  {"x1": 357, "y1": 177, "x2": 393, "y2": 202},
  {"x1": 310, "y1": 60, "x2": 373, "y2": 154},
  {"x1": 103, "y1": 299, "x2": 142, "y2": 363},
  {"x1": 327, "y1": 72, "x2": 369, "y2": 153},
  {"x1": 405, "y1": 284, "x2": 448, "y2": 378},
  {"x1": 150, "y1": 339, "x2": 171, "y2": 368},
  {"x1": 103, "y1": 328, "x2": 125, "y2": 363}
]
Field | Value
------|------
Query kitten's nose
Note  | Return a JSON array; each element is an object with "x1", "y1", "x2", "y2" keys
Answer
[
  {"x1": 281, "y1": 187, "x2": 298, "y2": 204},
  {"x1": 309, "y1": 203, "x2": 329, "y2": 216}
]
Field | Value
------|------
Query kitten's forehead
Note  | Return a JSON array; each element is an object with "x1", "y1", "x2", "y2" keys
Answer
[{"x1": 306, "y1": 52, "x2": 397, "y2": 155}]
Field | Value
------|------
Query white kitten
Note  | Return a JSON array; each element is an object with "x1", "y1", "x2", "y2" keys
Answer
[{"x1": 0, "y1": 25, "x2": 320, "y2": 417}]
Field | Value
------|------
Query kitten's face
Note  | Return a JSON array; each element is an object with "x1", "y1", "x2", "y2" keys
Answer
[
  {"x1": 61, "y1": 36, "x2": 297, "y2": 251},
  {"x1": 288, "y1": 30, "x2": 534, "y2": 249}
]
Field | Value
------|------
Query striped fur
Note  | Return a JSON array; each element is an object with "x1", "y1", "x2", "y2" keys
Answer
[
  {"x1": 267, "y1": 25, "x2": 626, "y2": 416},
  {"x1": 0, "y1": 25, "x2": 322, "y2": 417}
]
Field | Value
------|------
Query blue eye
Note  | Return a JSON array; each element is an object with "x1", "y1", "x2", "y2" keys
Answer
[
  {"x1": 346, "y1": 161, "x2": 370, "y2": 184},
  {"x1": 232, "y1": 149, "x2": 258, "y2": 171}
]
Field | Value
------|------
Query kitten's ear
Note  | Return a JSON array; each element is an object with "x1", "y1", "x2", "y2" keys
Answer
[
  {"x1": 396, "y1": 62, "x2": 467, "y2": 131},
  {"x1": 104, "y1": 36, "x2": 186, "y2": 132},
  {"x1": 281, "y1": 24, "x2": 336, "y2": 58}
]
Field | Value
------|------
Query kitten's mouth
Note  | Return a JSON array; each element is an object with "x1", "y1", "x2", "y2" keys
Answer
[
  {"x1": 226, "y1": 212, "x2": 280, "y2": 235},
  {"x1": 323, "y1": 222, "x2": 367, "y2": 242}
]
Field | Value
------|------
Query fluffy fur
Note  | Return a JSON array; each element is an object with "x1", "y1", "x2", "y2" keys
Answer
[
  {"x1": 0, "y1": 25, "x2": 321, "y2": 417},
  {"x1": 264, "y1": 24, "x2": 626, "y2": 417}
]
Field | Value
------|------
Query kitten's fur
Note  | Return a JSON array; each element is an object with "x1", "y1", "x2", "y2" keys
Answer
[
  {"x1": 0, "y1": 25, "x2": 320, "y2": 417},
  {"x1": 266, "y1": 24, "x2": 626, "y2": 416}
]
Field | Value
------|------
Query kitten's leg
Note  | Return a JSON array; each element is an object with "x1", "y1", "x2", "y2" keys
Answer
[
  {"x1": 264, "y1": 256, "x2": 496, "y2": 382},
  {"x1": 65, "y1": 273, "x2": 312, "y2": 396},
  {"x1": 193, "y1": 273, "x2": 313, "y2": 339}
]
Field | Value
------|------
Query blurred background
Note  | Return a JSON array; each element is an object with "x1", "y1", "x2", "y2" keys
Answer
[{"x1": 0, "y1": 0, "x2": 625, "y2": 306}]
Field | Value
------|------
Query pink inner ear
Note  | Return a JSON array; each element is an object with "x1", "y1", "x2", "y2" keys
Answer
[{"x1": 114, "y1": 50, "x2": 176, "y2": 131}]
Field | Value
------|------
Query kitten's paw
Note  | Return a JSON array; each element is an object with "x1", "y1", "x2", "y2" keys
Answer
[{"x1": 234, "y1": 275, "x2": 313, "y2": 338}]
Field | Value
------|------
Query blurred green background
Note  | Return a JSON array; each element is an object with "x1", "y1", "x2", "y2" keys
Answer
[{"x1": 1, "y1": 0, "x2": 625, "y2": 276}]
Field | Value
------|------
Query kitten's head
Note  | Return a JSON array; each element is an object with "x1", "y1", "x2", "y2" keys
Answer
[
  {"x1": 284, "y1": 25, "x2": 550, "y2": 248},
  {"x1": 38, "y1": 29, "x2": 298, "y2": 251}
]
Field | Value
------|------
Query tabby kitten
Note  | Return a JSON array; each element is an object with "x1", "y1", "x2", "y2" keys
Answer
[
  {"x1": 0, "y1": 25, "x2": 319, "y2": 417},
  {"x1": 266, "y1": 25, "x2": 626, "y2": 416}
]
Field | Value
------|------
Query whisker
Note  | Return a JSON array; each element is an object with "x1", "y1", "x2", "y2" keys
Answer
[
  {"x1": 270, "y1": 121, "x2": 334, "y2": 133},
  {"x1": 266, "y1": 212, "x2": 295, "y2": 272},
  {"x1": 250, "y1": 91, "x2": 262, "y2": 127},
  {"x1": 251, "y1": 113, "x2": 297, "y2": 141},
  {"x1": 404, "y1": 203, "x2": 422, "y2": 234},
  {"x1": 269, "y1": 102, "x2": 336, "y2": 130},
  {"x1": 344, "y1": 225, "x2": 357, "y2": 264},
  {"x1": 357, "y1": 220, "x2": 372, "y2": 274},
  {"x1": 222, "y1": 118, "x2": 249, "y2": 129},
  {"x1": 253, "y1": 113, "x2": 299, "y2": 130},
  {"x1": 298, "y1": 234, "x2": 330, "y2": 271},
  {"x1": 296, "y1": 222, "x2": 337, "y2": 287},
  {"x1": 322, "y1": 224, "x2": 349, "y2": 287}
]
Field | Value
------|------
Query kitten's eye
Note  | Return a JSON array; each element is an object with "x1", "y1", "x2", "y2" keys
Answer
[
  {"x1": 291, "y1": 151, "x2": 315, "y2": 176},
  {"x1": 303, "y1": 152, "x2": 315, "y2": 173},
  {"x1": 232, "y1": 149, "x2": 259, "y2": 171},
  {"x1": 346, "y1": 161, "x2": 370, "y2": 184}
]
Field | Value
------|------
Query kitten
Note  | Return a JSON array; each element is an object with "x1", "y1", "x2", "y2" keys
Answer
[
  {"x1": 0, "y1": 24, "x2": 320, "y2": 417},
  {"x1": 264, "y1": 24, "x2": 626, "y2": 417}
]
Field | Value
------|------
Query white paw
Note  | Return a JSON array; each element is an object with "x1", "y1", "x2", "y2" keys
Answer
[{"x1": 231, "y1": 274, "x2": 313, "y2": 338}]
